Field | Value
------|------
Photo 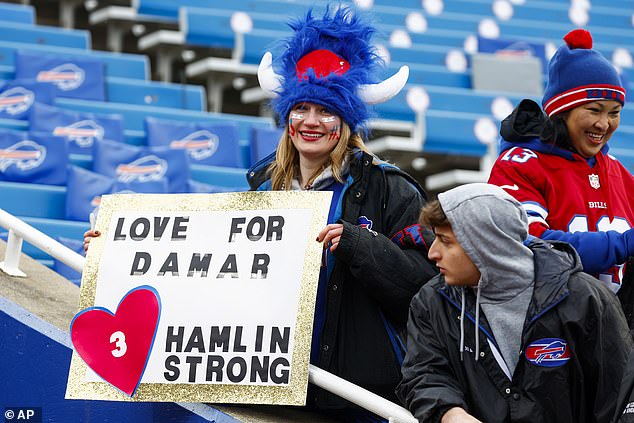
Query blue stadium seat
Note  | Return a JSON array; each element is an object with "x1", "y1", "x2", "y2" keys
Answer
[
  {"x1": 424, "y1": 110, "x2": 489, "y2": 157},
  {"x1": 242, "y1": 29, "x2": 288, "y2": 65},
  {"x1": 497, "y1": 20, "x2": 634, "y2": 48},
  {"x1": 105, "y1": 77, "x2": 206, "y2": 110},
  {"x1": 0, "y1": 21, "x2": 89, "y2": 49},
  {"x1": 0, "y1": 180, "x2": 65, "y2": 219},
  {"x1": 374, "y1": 84, "x2": 533, "y2": 122},
  {"x1": 13, "y1": 216, "x2": 89, "y2": 261},
  {"x1": 0, "y1": 69, "x2": 206, "y2": 110},
  {"x1": 0, "y1": 116, "x2": 27, "y2": 131},
  {"x1": 250, "y1": 126, "x2": 282, "y2": 165},
  {"x1": 55, "y1": 97, "x2": 274, "y2": 141},
  {"x1": 0, "y1": 40, "x2": 149, "y2": 79},
  {"x1": 183, "y1": 7, "x2": 287, "y2": 49},
  {"x1": 0, "y1": 3, "x2": 34, "y2": 24},
  {"x1": 399, "y1": 63, "x2": 471, "y2": 88},
  {"x1": 136, "y1": 0, "x2": 320, "y2": 20},
  {"x1": 403, "y1": 30, "x2": 473, "y2": 50},
  {"x1": 428, "y1": 0, "x2": 493, "y2": 15},
  {"x1": 388, "y1": 44, "x2": 463, "y2": 67},
  {"x1": 190, "y1": 164, "x2": 249, "y2": 189},
  {"x1": 145, "y1": 117, "x2": 244, "y2": 167}
]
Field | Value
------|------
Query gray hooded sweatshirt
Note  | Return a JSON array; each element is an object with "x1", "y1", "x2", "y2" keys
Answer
[{"x1": 438, "y1": 183, "x2": 535, "y2": 377}]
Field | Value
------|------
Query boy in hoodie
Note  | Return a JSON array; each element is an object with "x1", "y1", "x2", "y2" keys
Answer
[
  {"x1": 396, "y1": 183, "x2": 632, "y2": 423},
  {"x1": 488, "y1": 28, "x2": 634, "y2": 295}
]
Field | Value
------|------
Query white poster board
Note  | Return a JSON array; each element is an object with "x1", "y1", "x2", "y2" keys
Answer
[{"x1": 66, "y1": 191, "x2": 331, "y2": 405}]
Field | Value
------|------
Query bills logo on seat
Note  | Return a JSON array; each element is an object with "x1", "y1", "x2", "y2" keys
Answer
[
  {"x1": 0, "y1": 140, "x2": 46, "y2": 172},
  {"x1": 116, "y1": 155, "x2": 167, "y2": 183},
  {"x1": 169, "y1": 130, "x2": 219, "y2": 161},
  {"x1": 357, "y1": 215, "x2": 373, "y2": 230},
  {"x1": 37, "y1": 63, "x2": 85, "y2": 91},
  {"x1": 0, "y1": 87, "x2": 34, "y2": 115},
  {"x1": 525, "y1": 338, "x2": 571, "y2": 367},
  {"x1": 53, "y1": 120, "x2": 104, "y2": 147}
]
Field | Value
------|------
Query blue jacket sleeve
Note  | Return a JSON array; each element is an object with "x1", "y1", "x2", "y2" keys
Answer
[{"x1": 541, "y1": 228, "x2": 634, "y2": 274}]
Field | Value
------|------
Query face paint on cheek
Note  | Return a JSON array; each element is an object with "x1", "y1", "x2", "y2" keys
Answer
[
  {"x1": 328, "y1": 125, "x2": 340, "y2": 141},
  {"x1": 289, "y1": 118, "x2": 296, "y2": 136}
]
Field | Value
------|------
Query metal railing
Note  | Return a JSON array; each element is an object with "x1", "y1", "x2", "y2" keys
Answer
[{"x1": 0, "y1": 207, "x2": 417, "y2": 423}]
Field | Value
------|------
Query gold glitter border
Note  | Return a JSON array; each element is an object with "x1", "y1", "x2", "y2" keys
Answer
[{"x1": 66, "y1": 191, "x2": 332, "y2": 404}]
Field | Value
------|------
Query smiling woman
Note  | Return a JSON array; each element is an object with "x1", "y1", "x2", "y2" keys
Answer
[
  {"x1": 287, "y1": 102, "x2": 343, "y2": 186},
  {"x1": 245, "y1": 6, "x2": 438, "y2": 420},
  {"x1": 488, "y1": 28, "x2": 634, "y2": 302},
  {"x1": 564, "y1": 100, "x2": 621, "y2": 159}
]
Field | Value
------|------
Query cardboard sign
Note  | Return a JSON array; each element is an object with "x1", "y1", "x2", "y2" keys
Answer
[{"x1": 66, "y1": 191, "x2": 331, "y2": 404}]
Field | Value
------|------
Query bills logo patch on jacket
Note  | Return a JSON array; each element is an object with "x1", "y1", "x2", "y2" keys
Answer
[
  {"x1": 357, "y1": 215, "x2": 373, "y2": 230},
  {"x1": 525, "y1": 338, "x2": 571, "y2": 367}
]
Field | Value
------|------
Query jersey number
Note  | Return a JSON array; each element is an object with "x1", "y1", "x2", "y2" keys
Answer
[
  {"x1": 569, "y1": 215, "x2": 631, "y2": 234},
  {"x1": 500, "y1": 147, "x2": 537, "y2": 164},
  {"x1": 569, "y1": 215, "x2": 631, "y2": 289}
]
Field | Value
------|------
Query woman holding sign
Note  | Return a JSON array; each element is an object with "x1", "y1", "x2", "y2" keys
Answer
[{"x1": 247, "y1": 6, "x2": 437, "y2": 419}]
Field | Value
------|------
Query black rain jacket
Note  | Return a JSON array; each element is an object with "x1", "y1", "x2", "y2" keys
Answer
[
  {"x1": 397, "y1": 238, "x2": 632, "y2": 423},
  {"x1": 248, "y1": 150, "x2": 437, "y2": 411}
]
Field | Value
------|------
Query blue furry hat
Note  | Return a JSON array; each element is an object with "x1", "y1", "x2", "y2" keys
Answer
[{"x1": 258, "y1": 6, "x2": 408, "y2": 133}]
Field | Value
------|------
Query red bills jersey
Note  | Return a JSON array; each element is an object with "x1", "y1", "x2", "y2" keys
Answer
[{"x1": 489, "y1": 145, "x2": 634, "y2": 290}]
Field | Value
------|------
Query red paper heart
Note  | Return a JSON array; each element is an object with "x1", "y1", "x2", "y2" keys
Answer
[{"x1": 70, "y1": 286, "x2": 161, "y2": 396}]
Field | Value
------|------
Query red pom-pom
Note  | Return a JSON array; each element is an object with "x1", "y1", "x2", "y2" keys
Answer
[{"x1": 563, "y1": 29, "x2": 593, "y2": 49}]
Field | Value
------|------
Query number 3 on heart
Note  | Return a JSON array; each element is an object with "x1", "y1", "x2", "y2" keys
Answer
[{"x1": 110, "y1": 331, "x2": 128, "y2": 357}]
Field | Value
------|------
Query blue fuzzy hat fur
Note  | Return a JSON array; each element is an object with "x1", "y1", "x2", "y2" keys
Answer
[{"x1": 271, "y1": 6, "x2": 383, "y2": 133}]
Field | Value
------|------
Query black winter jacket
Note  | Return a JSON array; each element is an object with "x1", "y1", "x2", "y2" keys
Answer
[
  {"x1": 611, "y1": 257, "x2": 634, "y2": 423},
  {"x1": 248, "y1": 150, "x2": 437, "y2": 410},
  {"x1": 397, "y1": 238, "x2": 632, "y2": 423}
]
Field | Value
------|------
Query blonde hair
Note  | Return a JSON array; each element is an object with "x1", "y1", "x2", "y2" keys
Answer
[{"x1": 268, "y1": 121, "x2": 369, "y2": 190}]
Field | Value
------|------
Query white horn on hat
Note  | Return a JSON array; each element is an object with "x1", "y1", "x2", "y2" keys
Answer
[
  {"x1": 258, "y1": 52, "x2": 282, "y2": 98},
  {"x1": 357, "y1": 65, "x2": 409, "y2": 104}
]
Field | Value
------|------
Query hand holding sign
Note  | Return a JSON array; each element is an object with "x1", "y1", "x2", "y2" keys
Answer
[{"x1": 70, "y1": 286, "x2": 161, "y2": 396}]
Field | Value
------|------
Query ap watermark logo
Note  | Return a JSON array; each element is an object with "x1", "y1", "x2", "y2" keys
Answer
[{"x1": 4, "y1": 407, "x2": 41, "y2": 423}]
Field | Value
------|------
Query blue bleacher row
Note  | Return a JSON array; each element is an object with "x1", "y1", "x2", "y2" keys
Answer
[
  {"x1": 136, "y1": 0, "x2": 634, "y2": 34},
  {"x1": 0, "y1": 100, "x2": 283, "y2": 193},
  {"x1": 1, "y1": 0, "x2": 631, "y2": 96},
  {"x1": 2, "y1": 0, "x2": 634, "y2": 280},
  {"x1": 151, "y1": 0, "x2": 634, "y2": 64},
  {"x1": 127, "y1": 0, "x2": 634, "y2": 145},
  {"x1": 3, "y1": 0, "x2": 633, "y2": 126}
]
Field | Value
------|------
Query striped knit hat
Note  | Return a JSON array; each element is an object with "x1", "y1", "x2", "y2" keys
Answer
[{"x1": 542, "y1": 29, "x2": 625, "y2": 117}]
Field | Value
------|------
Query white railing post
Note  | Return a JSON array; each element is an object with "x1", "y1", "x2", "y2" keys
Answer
[
  {"x1": 0, "y1": 229, "x2": 27, "y2": 277},
  {"x1": 0, "y1": 208, "x2": 86, "y2": 277},
  {"x1": 308, "y1": 365, "x2": 417, "y2": 423}
]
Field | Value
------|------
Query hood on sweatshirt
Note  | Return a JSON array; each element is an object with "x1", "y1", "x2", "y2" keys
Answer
[{"x1": 438, "y1": 183, "x2": 535, "y2": 371}]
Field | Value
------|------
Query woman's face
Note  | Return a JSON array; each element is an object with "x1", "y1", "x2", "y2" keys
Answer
[
  {"x1": 564, "y1": 100, "x2": 622, "y2": 159},
  {"x1": 288, "y1": 102, "x2": 342, "y2": 163}
]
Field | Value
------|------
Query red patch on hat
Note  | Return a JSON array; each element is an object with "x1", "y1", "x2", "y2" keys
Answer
[
  {"x1": 296, "y1": 49, "x2": 350, "y2": 80},
  {"x1": 564, "y1": 29, "x2": 592, "y2": 49}
]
